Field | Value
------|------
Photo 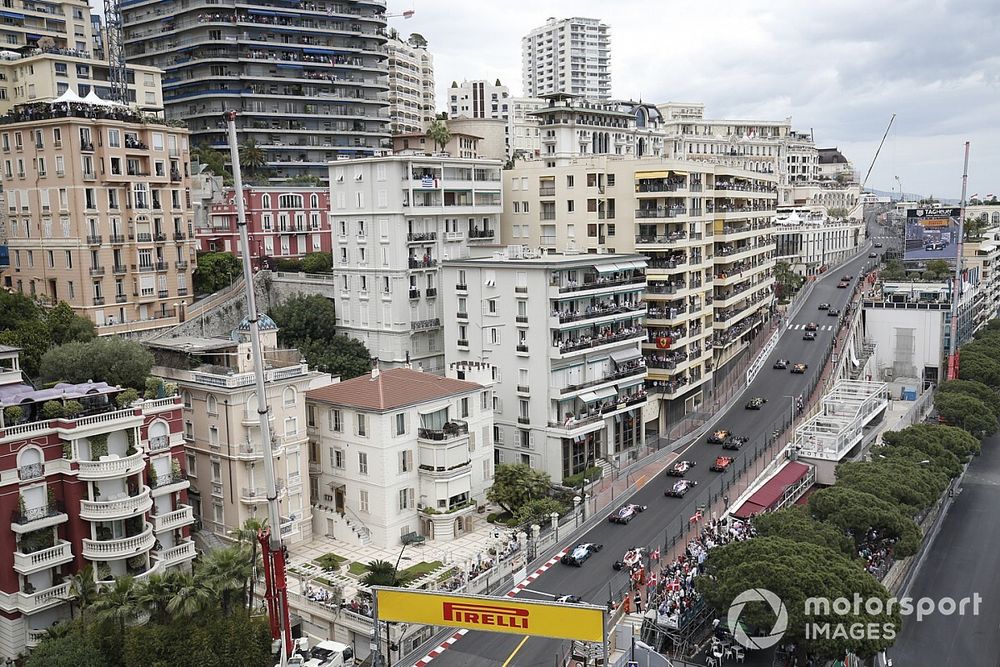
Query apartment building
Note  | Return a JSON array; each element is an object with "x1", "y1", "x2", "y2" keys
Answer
[
  {"x1": 0, "y1": 0, "x2": 92, "y2": 53},
  {"x1": 448, "y1": 79, "x2": 512, "y2": 156},
  {"x1": 774, "y1": 209, "x2": 865, "y2": 276},
  {"x1": 501, "y1": 157, "x2": 777, "y2": 430},
  {"x1": 149, "y1": 316, "x2": 333, "y2": 545},
  {"x1": 197, "y1": 187, "x2": 331, "y2": 269},
  {"x1": 386, "y1": 31, "x2": 435, "y2": 134},
  {"x1": 508, "y1": 96, "x2": 545, "y2": 158},
  {"x1": 328, "y1": 155, "x2": 502, "y2": 373},
  {"x1": 442, "y1": 250, "x2": 648, "y2": 480},
  {"x1": 531, "y1": 93, "x2": 664, "y2": 165},
  {"x1": 0, "y1": 345, "x2": 194, "y2": 659},
  {"x1": 392, "y1": 130, "x2": 485, "y2": 160},
  {"x1": 0, "y1": 105, "x2": 197, "y2": 335},
  {"x1": 306, "y1": 364, "x2": 494, "y2": 548},
  {"x1": 522, "y1": 17, "x2": 611, "y2": 100},
  {"x1": 121, "y1": 0, "x2": 391, "y2": 182}
]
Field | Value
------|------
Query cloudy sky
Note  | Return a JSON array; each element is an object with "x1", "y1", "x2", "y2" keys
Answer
[{"x1": 393, "y1": 0, "x2": 999, "y2": 199}]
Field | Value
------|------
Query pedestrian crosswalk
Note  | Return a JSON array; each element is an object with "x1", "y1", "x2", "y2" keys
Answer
[{"x1": 787, "y1": 323, "x2": 836, "y2": 331}]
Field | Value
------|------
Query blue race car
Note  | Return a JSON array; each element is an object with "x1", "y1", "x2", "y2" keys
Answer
[{"x1": 560, "y1": 543, "x2": 603, "y2": 566}]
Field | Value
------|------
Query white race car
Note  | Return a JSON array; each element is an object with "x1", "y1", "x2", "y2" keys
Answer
[
  {"x1": 612, "y1": 547, "x2": 647, "y2": 571},
  {"x1": 666, "y1": 479, "x2": 698, "y2": 498},
  {"x1": 666, "y1": 460, "x2": 696, "y2": 477},
  {"x1": 560, "y1": 543, "x2": 603, "y2": 566},
  {"x1": 608, "y1": 503, "x2": 648, "y2": 524}
]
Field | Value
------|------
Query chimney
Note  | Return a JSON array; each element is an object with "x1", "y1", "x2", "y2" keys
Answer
[{"x1": 370, "y1": 357, "x2": 380, "y2": 380}]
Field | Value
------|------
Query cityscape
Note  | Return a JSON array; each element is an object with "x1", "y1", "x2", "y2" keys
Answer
[{"x1": 0, "y1": 1, "x2": 997, "y2": 666}]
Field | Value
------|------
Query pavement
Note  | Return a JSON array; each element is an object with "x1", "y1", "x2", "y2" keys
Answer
[
  {"x1": 887, "y1": 431, "x2": 1000, "y2": 666},
  {"x1": 406, "y1": 238, "x2": 880, "y2": 667}
]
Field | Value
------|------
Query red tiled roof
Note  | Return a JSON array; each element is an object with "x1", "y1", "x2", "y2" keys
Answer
[
  {"x1": 732, "y1": 461, "x2": 810, "y2": 520},
  {"x1": 306, "y1": 368, "x2": 482, "y2": 412}
]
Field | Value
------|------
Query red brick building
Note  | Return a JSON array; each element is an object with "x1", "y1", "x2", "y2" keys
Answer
[{"x1": 197, "y1": 187, "x2": 332, "y2": 269}]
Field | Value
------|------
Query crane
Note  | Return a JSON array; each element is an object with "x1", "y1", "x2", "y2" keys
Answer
[{"x1": 103, "y1": 0, "x2": 129, "y2": 105}]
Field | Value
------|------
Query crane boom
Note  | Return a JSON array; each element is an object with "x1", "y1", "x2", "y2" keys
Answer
[{"x1": 861, "y1": 114, "x2": 896, "y2": 192}]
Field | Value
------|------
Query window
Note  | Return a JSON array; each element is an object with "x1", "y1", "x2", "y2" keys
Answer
[
  {"x1": 357, "y1": 413, "x2": 367, "y2": 436},
  {"x1": 183, "y1": 391, "x2": 192, "y2": 409},
  {"x1": 206, "y1": 394, "x2": 217, "y2": 414},
  {"x1": 607, "y1": 174, "x2": 616, "y2": 187},
  {"x1": 211, "y1": 460, "x2": 221, "y2": 482},
  {"x1": 399, "y1": 450, "x2": 412, "y2": 473},
  {"x1": 329, "y1": 409, "x2": 342, "y2": 432},
  {"x1": 487, "y1": 299, "x2": 497, "y2": 314},
  {"x1": 398, "y1": 488, "x2": 414, "y2": 510},
  {"x1": 209, "y1": 426, "x2": 219, "y2": 446},
  {"x1": 307, "y1": 404, "x2": 316, "y2": 427},
  {"x1": 358, "y1": 451, "x2": 368, "y2": 475},
  {"x1": 186, "y1": 452, "x2": 196, "y2": 476},
  {"x1": 284, "y1": 416, "x2": 298, "y2": 436},
  {"x1": 283, "y1": 386, "x2": 296, "y2": 406},
  {"x1": 332, "y1": 448, "x2": 345, "y2": 469},
  {"x1": 359, "y1": 489, "x2": 369, "y2": 512},
  {"x1": 481, "y1": 391, "x2": 489, "y2": 410},
  {"x1": 395, "y1": 412, "x2": 407, "y2": 436},
  {"x1": 566, "y1": 175, "x2": 574, "y2": 188},
  {"x1": 461, "y1": 397, "x2": 470, "y2": 418}
]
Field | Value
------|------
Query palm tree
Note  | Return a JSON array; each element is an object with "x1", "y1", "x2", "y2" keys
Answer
[
  {"x1": 229, "y1": 517, "x2": 266, "y2": 613},
  {"x1": 360, "y1": 559, "x2": 403, "y2": 587},
  {"x1": 166, "y1": 571, "x2": 212, "y2": 618},
  {"x1": 89, "y1": 576, "x2": 142, "y2": 633},
  {"x1": 238, "y1": 140, "x2": 267, "y2": 177},
  {"x1": 137, "y1": 572, "x2": 176, "y2": 624},
  {"x1": 425, "y1": 120, "x2": 451, "y2": 153},
  {"x1": 68, "y1": 564, "x2": 99, "y2": 617},
  {"x1": 199, "y1": 545, "x2": 253, "y2": 616}
]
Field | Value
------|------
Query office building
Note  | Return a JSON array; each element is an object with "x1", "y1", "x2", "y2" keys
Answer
[
  {"x1": 306, "y1": 364, "x2": 494, "y2": 548},
  {"x1": 121, "y1": 0, "x2": 391, "y2": 182},
  {"x1": 149, "y1": 316, "x2": 332, "y2": 545},
  {"x1": 442, "y1": 250, "x2": 648, "y2": 480},
  {"x1": 386, "y1": 31, "x2": 435, "y2": 134},
  {"x1": 328, "y1": 155, "x2": 502, "y2": 373},
  {"x1": 522, "y1": 17, "x2": 611, "y2": 99},
  {"x1": 0, "y1": 345, "x2": 194, "y2": 659}
]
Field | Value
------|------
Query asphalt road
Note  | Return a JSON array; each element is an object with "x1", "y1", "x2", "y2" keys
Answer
[
  {"x1": 888, "y1": 432, "x2": 1000, "y2": 667},
  {"x1": 425, "y1": 231, "x2": 879, "y2": 666}
]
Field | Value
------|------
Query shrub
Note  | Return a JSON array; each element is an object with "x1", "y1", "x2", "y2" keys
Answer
[
  {"x1": 115, "y1": 388, "x2": 139, "y2": 409},
  {"x1": 41, "y1": 400, "x2": 65, "y2": 419},
  {"x1": 562, "y1": 465, "x2": 603, "y2": 488},
  {"x1": 3, "y1": 405, "x2": 24, "y2": 425},
  {"x1": 63, "y1": 400, "x2": 83, "y2": 418}
]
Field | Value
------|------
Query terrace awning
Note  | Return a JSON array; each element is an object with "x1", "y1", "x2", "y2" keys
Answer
[
  {"x1": 580, "y1": 386, "x2": 618, "y2": 403},
  {"x1": 635, "y1": 170, "x2": 668, "y2": 179},
  {"x1": 610, "y1": 348, "x2": 642, "y2": 365}
]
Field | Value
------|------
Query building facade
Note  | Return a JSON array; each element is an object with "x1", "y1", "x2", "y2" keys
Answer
[
  {"x1": 197, "y1": 186, "x2": 332, "y2": 269},
  {"x1": 0, "y1": 106, "x2": 197, "y2": 335},
  {"x1": 121, "y1": 0, "x2": 391, "y2": 181},
  {"x1": 149, "y1": 317, "x2": 330, "y2": 545},
  {"x1": 0, "y1": 346, "x2": 194, "y2": 659},
  {"x1": 328, "y1": 155, "x2": 502, "y2": 373},
  {"x1": 508, "y1": 96, "x2": 545, "y2": 158},
  {"x1": 306, "y1": 365, "x2": 494, "y2": 549},
  {"x1": 442, "y1": 251, "x2": 648, "y2": 480},
  {"x1": 522, "y1": 17, "x2": 611, "y2": 100},
  {"x1": 774, "y1": 209, "x2": 865, "y2": 276},
  {"x1": 0, "y1": 0, "x2": 92, "y2": 53},
  {"x1": 386, "y1": 32, "x2": 435, "y2": 134},
  {"x1": 448, "y1": 80, "x2": 512, "y2": 156}
]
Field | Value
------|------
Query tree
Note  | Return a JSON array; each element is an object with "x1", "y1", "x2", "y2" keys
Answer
[
  {"x1": 957, "y1": 350, "x2": 1000, "y2": 388},
  {"x1": 191, "y1": 145, "x2": 231, "y2": 181},
  {"x1": 407, "y1": 32, "x2": 427, "y2": 48},
  {"x1": 194, "y1": 251, "x2": 242, "y2": 295},
  {"x1": 880, "y1": 259, "x2": 906, "y2": 280},
  {"x1": 828, "y1": 206, "x2": 849, "y2": 218},
  {"x1": 165, "y1": 571, "x2": 213, "y2": 618},
  {"x1": 90, "y1": 576, "x2": 142, "y2": 634},
  {"x1": 361, "y1": 559, "x2": 405, "y2": 587},
  {"x1": 137, "y1": 572, "x2": 178, "y2": 625},
  {"x1": 230, "y1": 517, "x2": 266, "y2": 615},
  {"x1": 934, "y1": 391, "x2": 998, "y2": 438},
  {"x1": 300, "y1": 251, "x2": 333, "y2": 274},
  {"x1": 0, "y1": 291, "x2": 53, "y2": 377},
  {"x1": 26, "y1": 631, "x2": 106, "y2": 667},
  {"x1": 937, "y1": 379, "x2": 1000, "y2": 421},
  {"x1": 751, "y1": 506, "x2": 854, "y2": 557},
  {"x1": 39, "y1": 336, "x2": 154, "y2": 390},
  {"x1": 199, "y1": 545, "x2": 254, "y2": 616},
  {"x1": 808, "y1": 486, "x2": 921, "y2": 557},
  {"x1": 426, "y1": 119, "x2": 451, "y2": 152},
  {"x1": 46, "y1": 301, "x2": 95, "y2": 346},
  {"x1": 773, "y1": 261, "x2": 804, "y2": 301},
  {"x1": 697, "y1": 537, "x2": 899, "y2": 660},
  {"x1": 238, "y1": 139, "x2": 267, "y2": 177},
  {"x1": 835, "y1": 459, "x2": 950, "y2": 517},
  {"x1": 965, "y1": 214, "x2": 988, "y2": 240},
  {"x1": 301, "y1": 337, "x2": 372, "y2": 380},
  {"x1": 68, "y1": 564, "x2": 99, "y2": 616},
  {"x1": 515, "y1": 498, "x2": 566, "y2": 526},
  {"x1": 487, "y1": 463, "x2": 552, "y2": 515},
  {"x1": 925, "y1": 259, "x2": 950, "y2": 279},
  {"x1": 271, "y1": 294, "x2": 338, "y2": 344}
]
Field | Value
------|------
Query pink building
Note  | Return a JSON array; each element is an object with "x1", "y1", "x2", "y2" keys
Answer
[{"x1": 197, "y1": 187, "x2": 332, "y2": 269}]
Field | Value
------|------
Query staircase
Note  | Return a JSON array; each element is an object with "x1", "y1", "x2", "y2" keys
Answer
[
  {"x1": 194, "y1": 528, "x2": 229, "y2": 554},
  {"x1": 595, "y1": 458, "x2": 615, "y2": 482},
  {"x1": 343, "y1": 507, "x2": 372, "y2": 546}
]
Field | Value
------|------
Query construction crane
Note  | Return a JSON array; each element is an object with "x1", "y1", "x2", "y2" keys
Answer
[
  {"x1": 224, "y1": 111, "x2": 293, "y2": 663},
  {"x1": 103, "y1": 0, "x2": 129, "y2": 105},
  {"x1": 948, "y1": 142, "x2": 971, "y2": 381}
]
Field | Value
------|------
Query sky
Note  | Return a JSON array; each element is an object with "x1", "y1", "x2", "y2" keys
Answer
[{"x1": 392, "y1": 0, "x2": 1000, "y2": 199}]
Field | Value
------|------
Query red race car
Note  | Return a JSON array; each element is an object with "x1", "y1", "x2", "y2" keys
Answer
[{"x1": 711, "y1": 456, "x2": 735, "y2": 472}]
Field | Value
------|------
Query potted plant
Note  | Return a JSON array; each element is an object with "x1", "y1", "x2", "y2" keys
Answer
[
  {"x1": 148, "y1": 467, "x2": 158, "y2": 487},
  {"x1": 115, "y1": 388, "x2": 139, "y2": 409},
  {"x1": 3, "y1": 405, "x2": 24, "y2": 426},
  {"x1": 63, "y1": 400, "x2": 83, "y2": 418},
  {"x1": 61, "y1": 440, "x2": 72, "y2": 459},
  {"x1": 41, "y1": 400, "x2": 64, "y2": 420},
  {"x1": 89, "y1": 434, "x2": 108, "y2": 458}
]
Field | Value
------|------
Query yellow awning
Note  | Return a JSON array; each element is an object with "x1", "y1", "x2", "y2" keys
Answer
[
  {"x1": 635, "y1": 170, "x2": 669, "y2": 179},
  {"x1": 670, "y1": 170, "x2": 688, "y2": 176}
]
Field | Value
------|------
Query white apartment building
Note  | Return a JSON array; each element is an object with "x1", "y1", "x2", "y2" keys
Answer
[
  {"x1": 774, "y1": 209, "x2": 865, "y2": 276},
  {"x1": 448, "y1": 80, "x2": 512, "y2": 156},
  {"x1": 328, "y1": 156, "x2": 502, "y2": 373},
  {"x1": 501, "y1": 157, "x2": 777, "y2": 431},
  {"x1": 509, "y1": 96, "x2": 545, "y2": 158},
  {"x1": 442, "y1": 250, "x2": 648, "y2": 481},
  {"x1": 522, "y1": 17, "x2": 611, "y2": 99},
  {"x1": 387, "y1": 32, "x2": 435, "y2": 135},
  {"x1": 149, "y1": 316, "x2": 332, "y2": 545},
  {"x1": 306, "y1": 365, "x2": 494, "y2": 548}
]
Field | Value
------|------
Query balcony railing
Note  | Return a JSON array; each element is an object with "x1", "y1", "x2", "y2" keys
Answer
[
  {"x1": 152, "y1": 505, "x2": 194, "y2": 533},
  {"x1": 558, "y1": 364, "x2": 646, "y2": 395},
  {"x1": 18, "y1": 462, "x2": 43, "y2": 481},
  {"x1": 406, "y1": 231, "x2": 437, "y2": 242},
  {"x1": 77, "y1": 450, "x2": 146, "y2": 479},
  {"x1": 150, "y1": 471, "x2": 188, "y2": 490},
  {"x1": 155, "y1": 540, "x2": 197, "y2": 566},
  {"x1": 113, "y1": 264, "x2": 128, "y2": 275},
  {"x1": 89, "y1": 266, "x2": 105, "y2": 277},
  {"x1": 412, "y1": 318, "x2": 441, "y2": 331},
  {"x1": 80, "y1": 488, "x2": 152, "y2": 521},
  {"x1": 148, "y1": 434, "x2": 170, "y2": 451},
  {"x1": 469, "y1": 228, "x2": 494, "y2": 240},
  {"x1": 425, "y1": 287, "x2": 438, "y2": 297},
  {"x1": 109, "y1": 234, "x2": 126, "y2": 244},
  {"x1": 418, "y1": 421, "x2": 469, "y2": 441},
  {"x1": 11, "y1": 501, "x2": 65, "y2": 526},
  {"x1": 555, "y1": 274, "x2": 645, "y2": 294},
  {"x1": 409, "y1": 288, "x2": 421, "y2": 299},
  {"x1": 408, "y1": 257, "x2": 437, "y2": 269},
  {"x1": 13, "y1": 540, "x2": 73, "y2": 575},
  {"x1": 82, "y1": 525, "x2": 155, "y2": 560},
  {"x1": 86, "y1": 235, "x2": 102, "y2": 245}
]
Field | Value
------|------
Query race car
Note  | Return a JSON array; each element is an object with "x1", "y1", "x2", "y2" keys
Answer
[
  {"x1": 868, "y1": 252, "x2": 879, "y2": 258},
  {"x1": 666, "y1": 460, "x2": 697, "y2": 477},
  {"x1": 711, "y1": 456, "x2": 735, "y2": 472},
  {"x1": 745, "y1": 397, "x2": 767, "y2": 410},
  {"x1": 804, "y1": 322, "x2": 818, "y2": 331},
  {"x1": 874, "y1": 242, "x2": 883, "y2": 248},
  {"x1": 791, "y1": 363, "x2": 808, "y2": 374},
  {"x1": 707, "y1": 429, "x2": 731, "y2": 444},
  {"x1": 842, "y1": 275, "x2": 853, "y2": 281},
  {"x1": 666, "y1": 479, "x2": 698, "y2": 498},
  {"x1": 560, "y1": 543, "x2": 603, "y2": 566},
  {"x1": 837, "y1": 281, "x2": 850, "y2": 289},
  {"x1": 608, "y1": 503, "x2": 648, "y2": 524},
  {"x1": 817, "y1": 303, "x2": 830, "y2": 310},
  {"x1": 555, "y1": 594, "x2": 583, "y2": 604},
  {"x1": 773, "y1": 359, "x2": 789, "y2": 369},
  {"x1": 723, "y1": 435, "x2": 749, "y2": 451},
  {"x1": 803, "y1": 331, "x2": 817, "y2": 341},
  {"x1": 612, "y1": 547, "x2": 647, "y2": 571}
]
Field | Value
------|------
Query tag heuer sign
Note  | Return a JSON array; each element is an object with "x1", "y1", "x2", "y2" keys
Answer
[{"x1": 909, "y1": 207, "x2": 960, "y2": 218}]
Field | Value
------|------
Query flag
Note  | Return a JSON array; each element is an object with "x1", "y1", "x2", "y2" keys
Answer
[
  {"x1": 421, "y1": 175, "x2": 434, "y2": 188},
  {"x1": 651, "y1": 547, "x2": 660, "y2": 561}
]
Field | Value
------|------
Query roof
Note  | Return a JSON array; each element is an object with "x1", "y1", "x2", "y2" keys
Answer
[
  {"x1": 0, "y1": 380, "x2": 118, "y2": 407},
  {"x1": 237, "y1": 313, "x2": 278, "y2": 332},
  {"x1": 306, "y1": 368, "x2": 483, "y2": 412},
  {"x1": 0, "y1": 344, "x2": 21, "y2": 354},
  {"x1": 732, "y1": 461, "x2": 810, "y2": 519},
  {"x1": 146, "y1": 336, "x2": 238, "y2": 353}
]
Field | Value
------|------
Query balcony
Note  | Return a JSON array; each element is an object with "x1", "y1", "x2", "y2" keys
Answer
[
  {"x1": 152, "y1": 505, "x2": 195, "y2": 533},
  {"x1": 408, "y1": 257, "x2": 437, "y2": 270},
  {"x1": 418, "y1": 459, "x2": 471, "y2": 479},
  {"x1": 456, "y1": 283, "x2": 467, "y2": 292},
  {"x1": 154, "y1": 539, "x2": 197, "y2": 567},
  {"x1": 173, "y1": 231, "x2": 186, "y2": 240},
  {"x1": 517, "y1": 416, "x2": 531, "y2": 425},
  {"x1": 13, "y1": 540, "x2": 73, "y2": 575},
  {"x1": 150, "y1": 470, "x2": 190, "y2": 496},
  {"x1": 110, "y1": 234, "x2": 126, "y2": 244},
  {"x1": 17, "y1": 462, "x2": 43, "y2": 481},
  {"x1": 554, "y1": 274, "x2": 645, "y2": 295},
  {"x1": 155, "y1": 261, "x2": 168, "y2": 272},
  {"x1": 412, "y1": 318, "x2": 441, "y2": 331},
  {"x1": 406, "y1": 231, "x2": 437, "y2": 242},
  {"x1": 158, "y1": 290, "x2": 169, "y2": 299},
  {"x1": 82, "y1": 525, "x2": 155, "y2": 560},
  {"x1": 89, "y1": 266, "x2": 106, "y2": 277},
  {"x1": 409, "y1": 288, "x2": 421, "y2": 299},
  {"x1": 77, "y1": 450, "x2": 146, "y2": 480},
  {"x1": 425, "y1": 287, "x2": 438, "y2": 297},
  {"x1": 11, "y1": 502, "x2": 68, "y2": 534},
  {"x1": 635, "y1": 207, "x2": 687, "y2": 219},
  {"x1": 469, "y1": 228, "x2": 495, "y2": 241},
  {"x1": 147, "y1": 434, "x2": 170, "y2": 451},
  {"x1": 13, "y1": 582, "x2": 72, "y2": 614},
  {"x1": 418, "y1": 420, "x2": 468, "y2": 442},
  {"x1": 175, "y1": 260, "x2": 189, "y2": 270},
  {"x1": 113, "y1": 264, "x2": 128, "y2": 275},
  {"x1": 80, "y1": 487, "x2": 152, "y2": 521},
  {"x1": 86, "y1": 235, "x2": 103, "y2": 245},
  {"x1": 516, "y1": 344, "x2": 529, "y2": 353},
  {"x1": 93, "y1": 296, "x2": 106, "y2": 306},
  {"x1": 538, "y1": 186, "x2": 556, "y2": 197}
]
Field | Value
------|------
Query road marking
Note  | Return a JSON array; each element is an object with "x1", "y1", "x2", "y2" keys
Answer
[{"x1": 501, "y1": 637, "x2": 530, "y2": 667}]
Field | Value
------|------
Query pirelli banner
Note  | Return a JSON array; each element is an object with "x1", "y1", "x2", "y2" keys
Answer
[{"x1": 373, "y1": 588, "x2": 606, "y2": 642}]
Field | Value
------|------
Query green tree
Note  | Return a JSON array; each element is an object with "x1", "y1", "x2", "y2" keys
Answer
[
  {"x1": 934, "y1": 391, "x2": 998, "y2": 438},
  {"x1": 165, "y1": 571, "x2": 213, "y2": 618},
  {"x1": 39, "y1": 336, "x2": 154, "y2": 391},
  {"x1": 880, "y1": 259, "x2": 906, "y2": 280},
  {"x1": 26, "y1": 631, "x2": 105, "y2": 667},
  {"x1": 957, "y1": 350, "x2": 1000, "y2": 388},
  {"x1": 271, "y1": 295, "x2": 338, "y2": 344},
  {"x1": 46, "y1": 301, "x2": 95, "y2": 346},
  {"x1": 191, "y1": 145, "x2": 232, "y2": 182},
  {"x1": 68, "y1": 564, "x2": 99, "y2": 614},
  {"x1": 426, "y1": 119, "x2": 451, "y2": 152},
  {"x1": 238, "y1": 139, "x2": 268, "y2": 177},
  {"x1": 0, "y1": 291, "x2": 53, "y2": 377},
  {"x1": 964, "y1": 214, "x2": 988, "y2": 240},
  {"x1": 835, "y1": 459, "x2": 950, "y2": 517},
  {"x1": 751, "y1": 506, "x2": 855, "y2": 557},
  {"x1": 194, "y1": 251, "x2": 242, "y2": 295},
  {"x1": 199, "y1": 545, "x2": 254, "y2": 616},
  {"x1": 515, "y1": 497, "x2": 566, "y2": 526},
  {"x1": 137, "y1": 572, "x2": 179, "y2": 625},
  {"x1": 925, "y1": 259, "x2": 950, "y2": 279},
  {"x1": 89, "y1": 575, "x2": 142, "y2": 634},
  {"x1": 975, "y1": 319, "x2": 1000, "y2": 336},
  {"x1": 301, "y1": 337, "x2": 372, "y2": 380},
  {"x1": 773, "y1": 261, "x2": 804, "y2": 301},
  {"x1": 487, "y1": 463, "x2": 552, "y2": 515},
  {"x1": 407, "y1": 32, "x2": 428, "y2": 48},
  {"x1": 808, "y1": 486, "x2": 921, "y2": 557},
  {"x1": 230, "y1": 517, "x2": 266, "y2": 615},
  {"x1": 936, "y1": 379, "x2": 1000, "y2": 420},
  {"x1": 300, "y1": 251, "x2": 333, "y2": 274},
  {"x1": 828, "y1": 206, "x2": 849, "y2": 218},
  {"x1": 361, "y1": 559, "x2": 405, "y2": 587}
]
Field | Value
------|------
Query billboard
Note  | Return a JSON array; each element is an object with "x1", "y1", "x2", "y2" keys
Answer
[
  {"x1": 374, "y1": 588, "x2": 605, "y2": 642},
  {"x1": 904, "y1": 207, "x2": 961, "y2": 262}
]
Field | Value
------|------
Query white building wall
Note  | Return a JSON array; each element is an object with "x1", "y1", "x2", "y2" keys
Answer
[{"x1": 522, "y1": 17, "x2": 611, "y2": 99}]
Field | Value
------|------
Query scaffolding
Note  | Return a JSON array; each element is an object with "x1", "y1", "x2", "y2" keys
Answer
[
  {"x1": 639, "y1": 599, "x2": 713, "y2": 660},
  {"x1": 794, "y1": 379, "x2": 888, "y2": 461}
]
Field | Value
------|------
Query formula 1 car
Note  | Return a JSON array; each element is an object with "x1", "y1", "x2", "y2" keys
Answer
[
  {"x1": 666, "y1": 479, "x2": 698, "y2": 498},
  {"x1": 666, "y1": 460, "x2": 697, "y2": 477},
  {"x1": 560, "y1": 543, "x2": 603, "y2": 566},
  {"x1": 817, "y1": 303, "x2": 830, "y2": 310},
  {"x1": 707, "y1": 429, "x2": 731, "y2": 444},
  {"x1": 837, "y1": 280, "x2": 850, "y2": 288},
  {"x1": 803, "y1": 331, "x2": 817, "y2": 341},
  {"x1": 555, "y1": 594, "x2": 583, "y2": 604},
  {"x1": 722, "y1": 435, "x2": 749, "y2": 451},
  {"x1": 711, "y1": 456, "x2": 735, "y2": 472},
  {"x1": 791, "y1": 363, "x2": 808, "y2": 374},
  {"x1": 608, "y1": 503, "x2": 648, "y2": 524},
  {"x1": 745, "y1": 397, "x2": 767, "y2": 410},
  {"x1": 773, "y1": 359, "x2": 789, "y2": 369},
  {"x1": 612, "y1": 547, "x2": 646, "y2": 571},
  {"x1": 828, "y1": 308, "x2": 840, "y2": 317},
  {"x1": 804, "y1": 322, "x2": 818, "y2": 331},
  {"x1": 842, "y1": 275, "x2": 853, "y2": 281}
]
